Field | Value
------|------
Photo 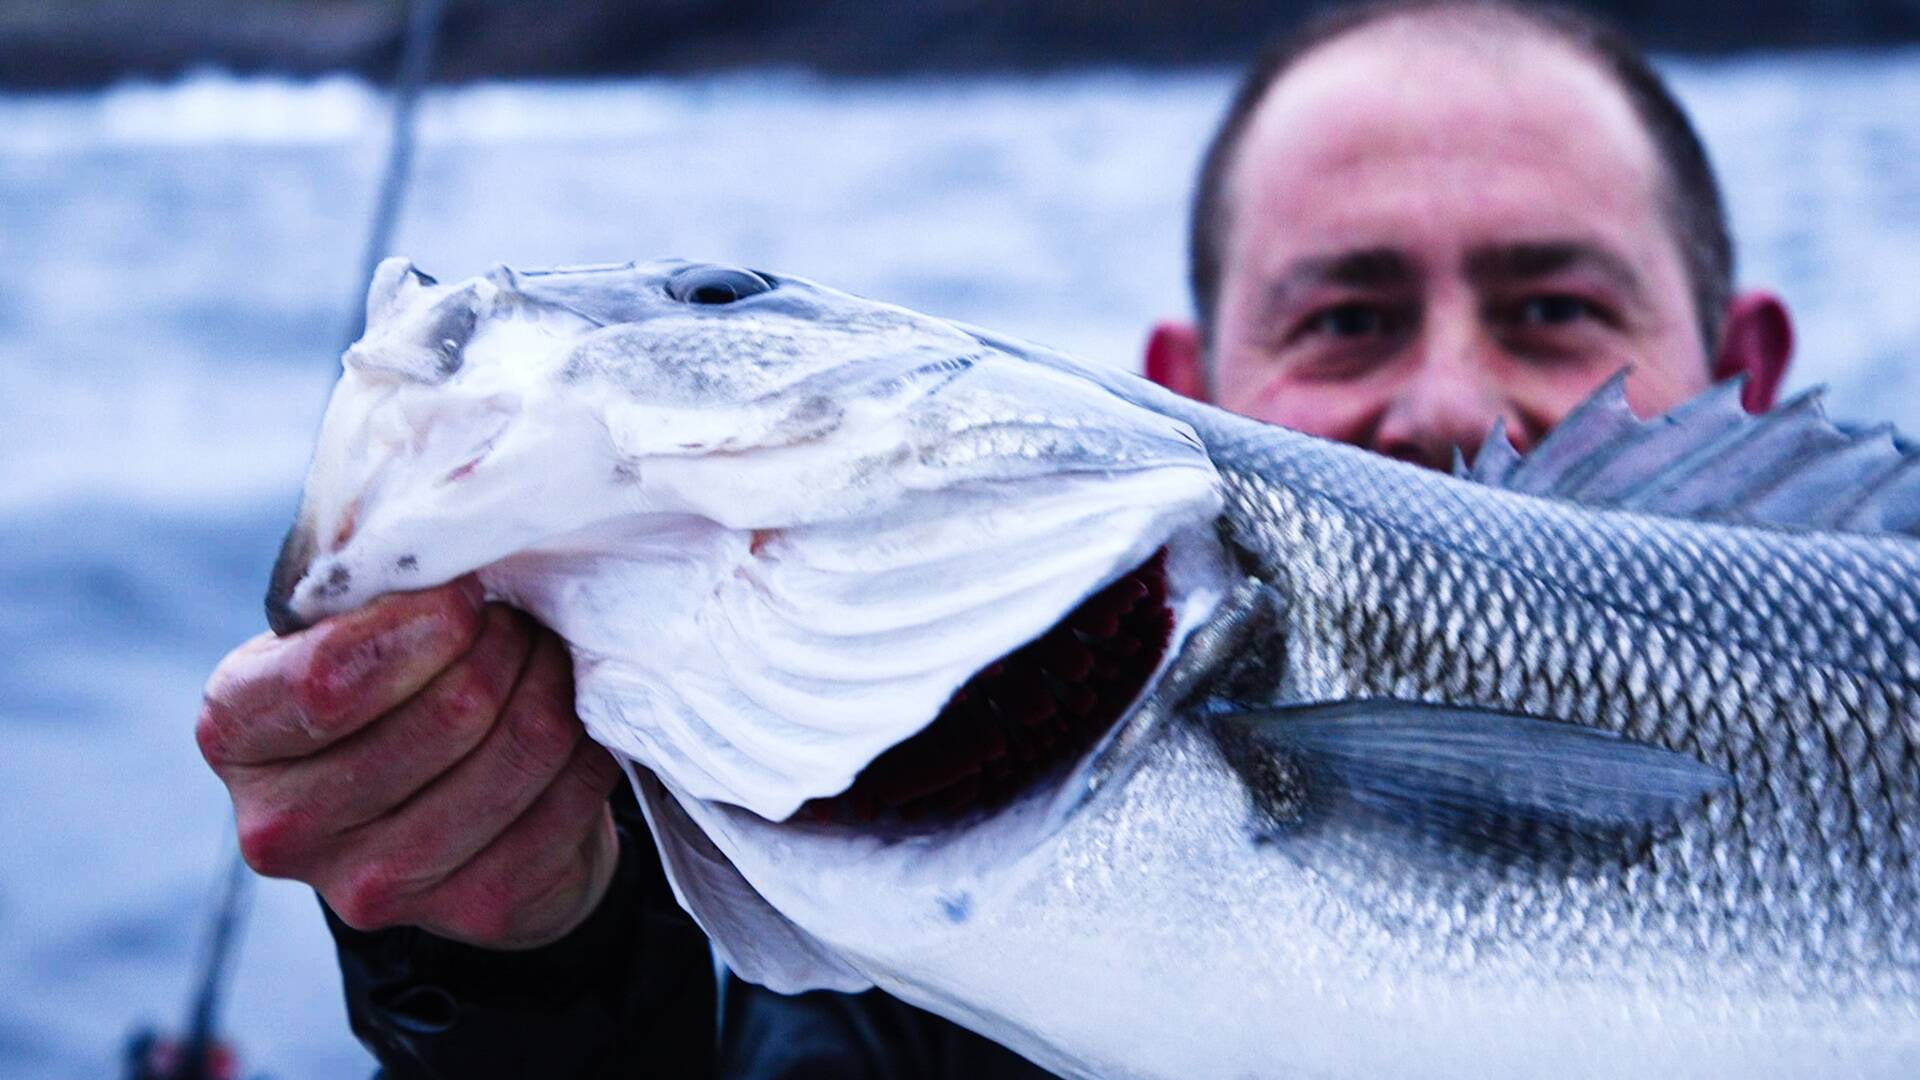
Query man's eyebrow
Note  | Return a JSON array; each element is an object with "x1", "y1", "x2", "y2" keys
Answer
[
  {"x1": 1462, "y1": 241, "x2": 1646, "y2": 299},
  {"x1": 1262, "y1": 248, "x2": 1417, "y2": 311}
]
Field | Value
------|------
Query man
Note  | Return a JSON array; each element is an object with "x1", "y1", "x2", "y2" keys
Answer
[
  {"x1": 195, "y1": 2, "x2": 1795, "y2": 1075},
  {"x1": 1143, "y1": 1, "x2": 1791, "y2": 464}
]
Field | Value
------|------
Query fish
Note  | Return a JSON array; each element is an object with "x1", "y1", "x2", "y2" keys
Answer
[{"x1": 268, "y1": 257, "x2": 1920, "y2": 1079}]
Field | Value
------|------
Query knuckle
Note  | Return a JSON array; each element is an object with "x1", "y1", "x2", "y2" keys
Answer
[
  {"x1": 437, "y1": 664, "x2": 502, "y2": 728},
  {"x1": 193, "y1": 699, "x2": 233, "y2": 767},
  {"x1": 236, "y1": 808, "x2": 310, "y2": 878},
  {"x1": 292, "y1": 654, "x2": 353, "y2": 734},
  {"x1": 334, "y1": 865, "x2": 417, "y2": 930},
  {"x1": 297, "y1": 600, "x2": 486, "y2": 737}
]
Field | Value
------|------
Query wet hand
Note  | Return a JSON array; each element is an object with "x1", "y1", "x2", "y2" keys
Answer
[{"x1": 196, "y1": 577, "x2": 622, "y2": 950}]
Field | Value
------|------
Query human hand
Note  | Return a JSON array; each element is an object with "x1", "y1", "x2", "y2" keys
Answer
[{"x1": 196, "y1": 577, "x2": 622, "y2": 950}]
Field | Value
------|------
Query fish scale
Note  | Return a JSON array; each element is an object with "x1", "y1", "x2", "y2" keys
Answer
[{"x1": 1173, "y1": 403, "x2": 1920, "y2": 1010}]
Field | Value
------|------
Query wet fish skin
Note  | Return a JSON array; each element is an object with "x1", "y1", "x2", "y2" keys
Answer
[
  {"x1": 686, "y1": 338, "x2": 1920, "y2": 1078},
  {"x1": 1214, "y1": 400, "x2": 1917, "y2": 989}
]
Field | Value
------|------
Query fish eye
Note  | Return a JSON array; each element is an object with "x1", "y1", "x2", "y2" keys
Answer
[{"x1": 666, "y1": 265, "x2": 775, "y2": 305}]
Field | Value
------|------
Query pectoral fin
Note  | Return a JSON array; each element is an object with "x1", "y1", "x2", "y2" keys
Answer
[{"x1": 1216, "y1": 698, "x2": 1729, "y2": 860}]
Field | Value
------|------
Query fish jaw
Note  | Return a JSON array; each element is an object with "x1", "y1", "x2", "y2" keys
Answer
[
  {"x1": 270, "y1": 258, "x2": 1228, "y2": 825},
  {"x1": 267, "y1": 308, "x2": 619, "y2": 632}
]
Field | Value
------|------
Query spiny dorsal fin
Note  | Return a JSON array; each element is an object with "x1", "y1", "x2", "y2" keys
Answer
[
  {"x1": 1467, "y1": 417, "x2": 1523, "y2": 486},
  {"x1": 1455, "y1": 375, "x2": 1920, "y2": 539},
  {"x1": 1504, "y1": 372, "x2": 1641, "y2": 496},
  {"x1": 1839, "y1": 452, "x2": 1920, "y2": 534}
]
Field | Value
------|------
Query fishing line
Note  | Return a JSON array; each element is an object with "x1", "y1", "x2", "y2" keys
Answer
[
  {"x1": 125, "y1": 2, "x2": 449, "y2": 1076},
  {"x1": 347, "y1": 0, "x2": 450, "y2": 347}
]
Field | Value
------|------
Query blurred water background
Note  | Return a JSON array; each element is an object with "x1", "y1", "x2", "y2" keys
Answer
[{"x1": 3, "y1": 48, "x2": 1920, "y2": 1079}]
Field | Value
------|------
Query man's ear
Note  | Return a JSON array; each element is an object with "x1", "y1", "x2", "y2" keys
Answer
[
  {"x1": 1712, "y1": 290, "x2": 1793, "y2": 412},
  {"x1": 1144, "y1": 320, "x2": 1210, "y2": 402}
]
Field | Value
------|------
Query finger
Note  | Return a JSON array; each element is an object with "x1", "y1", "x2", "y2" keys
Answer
[
  {"x1": 330, "y1": 737, "x2": 622, "y2": 946},
  {"x1": 422, "y1": 742, "x2": 623, "y2": 948},
  {"x1": 335, "y1": 626, "x2": 581, "y2": 891},
  {"x1": 228, "y1": 605, "x2": 535, "y2": 877},
  {"x1": 199, "y1": 576, "x2": 485, "y2": 767}
]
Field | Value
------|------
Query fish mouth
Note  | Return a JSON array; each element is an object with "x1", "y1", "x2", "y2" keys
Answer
[{"x1": 795, "y1": 549, "x2": 1174, "y2": 827}]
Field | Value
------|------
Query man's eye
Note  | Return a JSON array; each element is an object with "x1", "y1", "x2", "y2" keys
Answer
[
  {"x1": 1513, "y1": 295, "x2": 1595, "y2": 326},
  {"x1": 1306, "y1": 303, "x2": 1395, "y2": 339}
]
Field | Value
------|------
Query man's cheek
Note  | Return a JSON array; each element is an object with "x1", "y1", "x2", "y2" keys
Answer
[
  {"x1": 1621, "y1": 361, "x2": 1712, "y2": 419},
  {"x1": 1234, "y1": 376, "x2": 1382, "y2": 443}
]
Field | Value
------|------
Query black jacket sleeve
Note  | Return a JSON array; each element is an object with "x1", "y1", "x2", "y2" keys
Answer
[
  {"x1": 325, "y1": 785, "x2": 1055, "y2": 1079},
  {"x1": 717, "y1": 983, "x2": 1053, "y2": 1080}
]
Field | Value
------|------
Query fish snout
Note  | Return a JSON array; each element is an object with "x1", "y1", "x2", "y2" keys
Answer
[{"x1": 264, "y1": 518, "x2": 317, "y2": 636}]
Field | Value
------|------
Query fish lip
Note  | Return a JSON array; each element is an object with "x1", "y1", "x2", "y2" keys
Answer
[{"x1": 264, "y1": 518, "x2": 317, "y2": 635}]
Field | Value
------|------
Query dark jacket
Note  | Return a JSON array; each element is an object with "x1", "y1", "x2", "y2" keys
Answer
[{"x1": 324, "y1": 786, "x2": 1054, "y2": 1078}]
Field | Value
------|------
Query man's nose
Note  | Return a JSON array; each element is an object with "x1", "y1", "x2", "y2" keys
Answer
[{"x1": 1370, "y1": 332, "x2": 1515, "y2": 470}]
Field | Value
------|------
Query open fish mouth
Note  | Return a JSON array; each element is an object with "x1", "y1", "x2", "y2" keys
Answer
[{"x1": 797, "y1": 550, "x2": 1174, "y2": 825}]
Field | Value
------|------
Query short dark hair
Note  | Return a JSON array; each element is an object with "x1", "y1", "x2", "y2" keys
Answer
[{"x1": 1187, "y1": 0, "x2": 1733, "y2": 352}]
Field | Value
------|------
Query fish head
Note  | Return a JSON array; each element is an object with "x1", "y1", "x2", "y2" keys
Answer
[
  {"x1": 269, "y1": 255, "x2": 1010, "y2": 630},
  {"x1": 271, "y1": 257, "x2": 1231, "y2": 987}
]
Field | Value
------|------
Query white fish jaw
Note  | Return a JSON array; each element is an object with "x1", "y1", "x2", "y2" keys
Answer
[
  {"x1": 273, "y1": 258, "x2": 1226, "y2": 825},
  {"x1": 270, "y1": 280, "x2": 616, "y2": 631}
]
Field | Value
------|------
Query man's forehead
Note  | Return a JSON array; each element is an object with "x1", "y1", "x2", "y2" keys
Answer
[{"x1": 1225, "y1": 16, "x2": 1663, "y2": 249}]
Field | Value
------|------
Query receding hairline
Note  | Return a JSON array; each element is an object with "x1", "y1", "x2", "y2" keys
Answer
[
  {"x1": 1188, "y1": 0, "x2": 1731, "y2": 355},
  {"x1": 1217, "y1": 11, "x2": 1658, "y2": 255}
]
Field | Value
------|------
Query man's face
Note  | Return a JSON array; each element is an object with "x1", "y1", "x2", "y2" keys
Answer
[{"x1": 1208, "y1": 26, "x2": 1712, "y2": 467}]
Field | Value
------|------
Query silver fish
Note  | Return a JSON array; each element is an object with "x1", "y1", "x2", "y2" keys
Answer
[{"x1": 270, "y1": 259, "x2": 1920, "y2": 1079}]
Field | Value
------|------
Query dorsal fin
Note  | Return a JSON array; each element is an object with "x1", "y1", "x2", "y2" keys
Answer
[
  {"x1": 1503, "y1": 372, "x2": 1642, "y2": 496},
  {"x1": 1457, "y1": 376, "x2": 1920, "y2": 539},
  {"x1": 1467, "y1": 417, "x2": 1523, "y2": 486}
]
